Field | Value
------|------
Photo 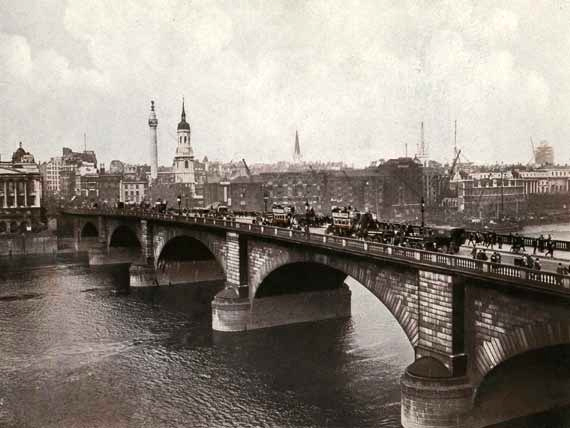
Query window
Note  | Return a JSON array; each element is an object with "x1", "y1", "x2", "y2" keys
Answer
[
  {"x1": 185, "y1": 160, "x2": 189, "y2": 169},
  {"x1": 184, "y1": 136, "x2": 187, "y2": 143}
]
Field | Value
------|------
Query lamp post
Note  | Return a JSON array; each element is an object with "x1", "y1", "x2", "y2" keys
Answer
[
  {"x1": 177, "y1": 195, "x2": 181, "y2": 215},
  {"x1": 421, "y1": 196, "x2": 425, "y2": 229}
]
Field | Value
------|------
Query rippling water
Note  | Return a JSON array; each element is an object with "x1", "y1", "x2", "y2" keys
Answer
[
  {"x1": 522, "y1": 222, "x2": 570, "y2": 240},
  {"x1": 0, "y1": 259, "x2": 413, "y2": 428}
]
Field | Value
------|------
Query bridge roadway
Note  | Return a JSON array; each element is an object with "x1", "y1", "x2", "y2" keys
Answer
[
  {"x1": 63, "y1": 208, "x2": 570, "y2": 428},
  {"x1": 67, "y1": 207, "x2": 570, "y2": 296}
]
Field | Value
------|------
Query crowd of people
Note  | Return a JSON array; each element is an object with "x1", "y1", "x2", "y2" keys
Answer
[{"x1": 466, "y1": 231, "x2": 557, "y2": 258}]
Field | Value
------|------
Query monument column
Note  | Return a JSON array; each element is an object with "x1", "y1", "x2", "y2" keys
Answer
[{"x1": 148, "y1": 101, "x2": 159, "y2": 181}]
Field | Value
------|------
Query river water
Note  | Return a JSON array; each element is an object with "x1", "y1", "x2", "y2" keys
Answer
[{"x1": 1, "y1": 224, "x2": 570, "y2": 428}]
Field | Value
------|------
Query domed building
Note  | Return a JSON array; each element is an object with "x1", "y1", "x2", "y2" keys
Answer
[
  {"x1": 0, "y1": 142, "x2": 42, "y2": 233},
  {"x1": 12, "y1": 142, "x2": 36, "y2": 164}
]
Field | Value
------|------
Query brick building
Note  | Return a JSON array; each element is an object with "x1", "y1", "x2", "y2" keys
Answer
[{"x1": 376, "y1": 157, "x2": 424, "y2": 219}]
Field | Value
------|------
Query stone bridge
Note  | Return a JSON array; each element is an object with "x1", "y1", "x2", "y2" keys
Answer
[{"x1": 64, "y1": 208, "x2": 570, "y2": 428}]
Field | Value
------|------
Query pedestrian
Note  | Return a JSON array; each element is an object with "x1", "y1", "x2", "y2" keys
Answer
[
  {"x1": 534, "y1": 258, "x2": 541, "y2": 271},
  {"x1": 556, "y1": 263, "x2": 564, "y2": 275},
  {"x1": 532, "y1": 238, "x2": 537, "y2": 255},
  {"x1": 497, "y1": 235, "x2": 503, "y2": 250},
  {"x1": 476, "y1": 249, "x2": 488, "y2": 261},
  {"x1": 546, "y1": 241, "x2": 554, "y2": 258},
  {"x1": 538, "y1": 234, "x2": 545, "y2": 252},
  {"x1": 471, "y1": 245, "x2": 477, "y2": 259}
]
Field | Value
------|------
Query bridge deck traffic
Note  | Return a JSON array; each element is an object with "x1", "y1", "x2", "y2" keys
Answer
[{"x1": 64, "y1": 208, "x2": 570, "y2": 297}]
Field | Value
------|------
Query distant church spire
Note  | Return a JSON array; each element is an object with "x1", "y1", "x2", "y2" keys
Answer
[
  {"x1": 177, "y1": 97, "x2": 190, "y2": 131},
  {"x1": 293, "y1": 130, "x2": 301, "y2": 163}
]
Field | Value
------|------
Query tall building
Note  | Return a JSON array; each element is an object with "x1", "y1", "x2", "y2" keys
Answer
[
  {"x1": 172, "y1": 99, "x2": 196, "y2": 192},
  {"x1": 534, "y1": 140, "x2": 554, "y2": 166},
  {"x1": 40, "y1": 146, "x2": 96, "y2": 197},
  {"x1": 293, "y1": 130, "x2": 302, "y2": 163},
  {"x1": 148, "y1": 100, "x2": 159, "y2": 181},
  {"x1": 377, "y1": 157, "x2": 424, "y2": 219}
]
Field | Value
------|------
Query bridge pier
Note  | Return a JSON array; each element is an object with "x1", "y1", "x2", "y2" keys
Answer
[
  {"x1": 87, "y1": 242, "x2": 109, "y2": 265},
  {"x1": 400, "y1": 270, "x2": 474, "y2": 428},
  {"x1": 129, "y1": 263, "x2": 157, "y2": 287},
  {"x1": 213, "y1": 286, "x2": 351, "y2": 332},
  {"x1": 401, "y1": 369, "x2": 474, "y2": 428}
]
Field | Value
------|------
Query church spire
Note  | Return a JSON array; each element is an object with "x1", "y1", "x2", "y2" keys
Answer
[
  {"x1": 177, "y1": 97, "x2": 190, "y2": 131},
  {"x1": 293, "y1": 130, "x2": 301, "y2": 163}
]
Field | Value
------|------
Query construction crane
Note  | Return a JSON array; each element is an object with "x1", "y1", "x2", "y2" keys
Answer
[
  {"x1": 437, "y1": 149, "x2": 462, "y2": 206},
  {"x1": 529, "y1": 137, "x2": 536, "y2": 165},
  {"x1": 241, "y1": 158, "x2": 252, "y2": 179}
]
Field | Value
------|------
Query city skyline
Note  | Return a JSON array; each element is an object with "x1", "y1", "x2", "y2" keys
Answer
[{"x1": 2, "y1": 1, "x2": 570, "y2": 167}]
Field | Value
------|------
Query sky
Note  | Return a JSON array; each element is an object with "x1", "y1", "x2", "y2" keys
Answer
[{"x1": 1, "y1": 0, "x2": 569, "y2": 167}]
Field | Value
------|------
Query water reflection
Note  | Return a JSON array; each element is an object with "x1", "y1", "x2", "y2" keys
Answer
[{"x1": 0, "y1": 261, "x2": 412, "y2": 428}]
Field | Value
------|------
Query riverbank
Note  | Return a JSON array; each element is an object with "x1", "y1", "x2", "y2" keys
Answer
[
  {"x1": 0, "y1": 233, "x2": 59, "y2": 257},
  {"x1": 0, "y1": 252, "x2": 88, "y2": 273}
]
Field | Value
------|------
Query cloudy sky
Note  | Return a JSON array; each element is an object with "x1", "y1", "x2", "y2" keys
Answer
[{"x1": 1, "y1": 0, "x2": 569, "y2": 167}]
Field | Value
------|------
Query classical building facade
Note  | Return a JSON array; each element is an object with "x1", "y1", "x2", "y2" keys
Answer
[{"x1": 0, "y1": 143, "x2": 43, "y2": 233}]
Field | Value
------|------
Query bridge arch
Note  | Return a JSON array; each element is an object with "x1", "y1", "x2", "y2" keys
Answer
[
  {"x1": 155, "y1": 233, "x2": 225, "y2": 285},
  {"x1": 81, "y1": 221, "x2": 98, "y2": 238},
  {"x1": 473, "y1": 343, "x2": 570, "y2": 424},
  {"x1": 473, "y1": 320, "x2": 570, "y2": 384},
  {"x1": 154, "y1": 231, "x2": 226, "y2": 274},
  {"x1": 256, "y1": 262, "x2": 347, "y2": 298},
  {"x1": 109, "y1": 225, "x2": 141, "y2": 248},
  {"x1": 251, "y1": 252, "x2": 419, "y2": 347}
]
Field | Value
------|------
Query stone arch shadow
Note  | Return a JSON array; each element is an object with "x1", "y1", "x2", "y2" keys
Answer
[
  {"x1": 107, "y1": 223, "x2": 142, "y2": 263},
  {"x1": 250, "y1": 252, "x2": 419, "y2": 347},
  {"x1": 80, "y1": 221, "x2": 98, "y2": 238},
  {"x1": 472, "y1": 324, "x2": 570, "y2": 426},
  {"x1": 473, "y1": 320, "x2": 570, "y2": 385},
  {"x1": 154, "y1": 233, "x2": 226, "y2": 286}
]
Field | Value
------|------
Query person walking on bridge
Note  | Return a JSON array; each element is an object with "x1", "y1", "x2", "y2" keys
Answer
[
  {"x1": 538, "y1": 234, "x2": 545, "y2": 252},
  {"x1": 546, "y1": 240, "x2": 554, "y2": 258}
]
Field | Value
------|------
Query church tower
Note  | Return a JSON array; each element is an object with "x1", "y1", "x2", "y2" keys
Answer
[{"x1": 173, "y1": 98, "x2": 196, "y2": 190}]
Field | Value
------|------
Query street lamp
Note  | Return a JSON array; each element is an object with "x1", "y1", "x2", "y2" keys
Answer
[
  {"x1": 177, "y1": 195, "x2": 182, "y2": 215},
  {"x1": 420, "y1": 196, "x2": 425, "y2": 229}
]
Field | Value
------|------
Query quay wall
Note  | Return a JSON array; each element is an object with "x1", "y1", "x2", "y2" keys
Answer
[{"x1": 0, "y1": 234, "x2": 58, "y2": 256}]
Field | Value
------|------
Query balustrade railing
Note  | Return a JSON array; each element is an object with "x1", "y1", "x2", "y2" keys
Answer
[{"x1": 63, "y1": 208, "x2": 570, "y2": 292}]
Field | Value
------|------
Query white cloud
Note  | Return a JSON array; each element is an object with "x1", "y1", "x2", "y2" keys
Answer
[
  {"x1": 2, "y1": 1, "x2": 569, "y2": 167},
  {"x1": 0, "y1": 32, "x2": 32, "y2": 78}
]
